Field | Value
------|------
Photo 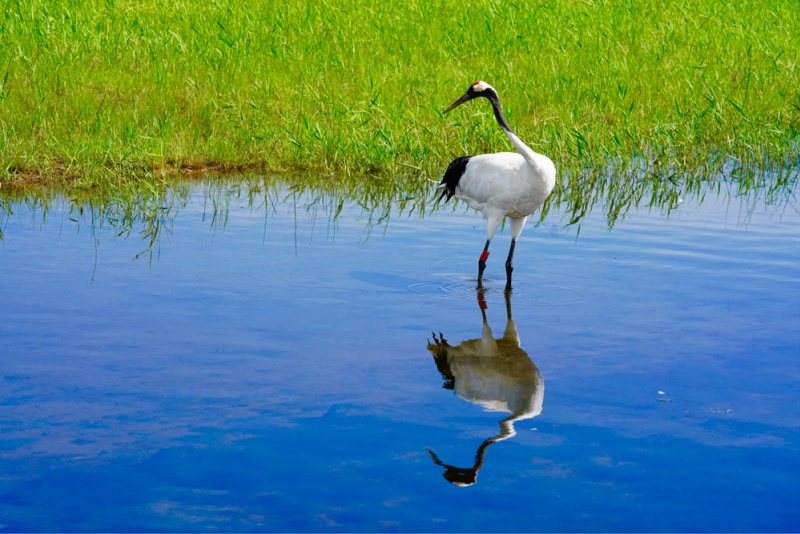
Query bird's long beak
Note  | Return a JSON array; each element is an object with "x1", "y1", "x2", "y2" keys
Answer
[{"x1": 443, "y1": 92, "x2": 475, "y2": 114}]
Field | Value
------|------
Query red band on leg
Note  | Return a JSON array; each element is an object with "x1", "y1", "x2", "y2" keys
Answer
[{"x1": 479, "y1": 250, "x2": 490, "y2": 262}]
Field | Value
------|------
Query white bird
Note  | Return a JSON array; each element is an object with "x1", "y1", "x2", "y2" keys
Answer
[
  {"x1": 426, "y1": 292, "x2": 543, "y2": 486},
  {"x1": 437, "y1": 81, "x2": 556, "y2": 292}
]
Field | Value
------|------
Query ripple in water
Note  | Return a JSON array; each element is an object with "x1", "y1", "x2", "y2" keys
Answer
[{"x1": 408, "y1": 272, "x2": 584, "y2": 306}]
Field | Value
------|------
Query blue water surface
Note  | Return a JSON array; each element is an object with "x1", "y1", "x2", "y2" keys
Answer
[{"x1": 0, "y1": 177, "x2": 798, "y2": 532}]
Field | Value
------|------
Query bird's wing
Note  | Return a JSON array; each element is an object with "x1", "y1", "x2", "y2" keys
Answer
[{"x1": 455, "y1": 152, "x2": 525, "y2": 207}]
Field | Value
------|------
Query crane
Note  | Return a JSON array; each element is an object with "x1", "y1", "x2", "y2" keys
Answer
[
  {"x1": 437, "y1": 81, "x2": 556, "y2": 292},
  {"x1": 426, "y1": 291, "x2": 544, "y2": 486}
]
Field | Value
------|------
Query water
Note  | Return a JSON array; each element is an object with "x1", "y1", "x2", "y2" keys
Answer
[{"x1": 0, "y1": 177, "x2": 798, "y2": 532}]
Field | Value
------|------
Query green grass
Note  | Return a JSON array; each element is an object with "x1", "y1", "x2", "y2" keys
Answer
[{"x1": 0, "y1": 0, "x2": 798, "y2": 194}]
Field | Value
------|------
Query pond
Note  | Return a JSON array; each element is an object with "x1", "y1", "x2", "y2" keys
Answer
[{"x1": 0, "y1": 174, "x2": 798, "y2": 532}]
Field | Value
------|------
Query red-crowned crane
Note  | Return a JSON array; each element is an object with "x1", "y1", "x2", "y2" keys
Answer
[
  {"x1": 426, "y1": 291, "x2": 544, "y2": 486},
  {"x1": 437, "y1": 81, "x2": 556, "y2": 292}
]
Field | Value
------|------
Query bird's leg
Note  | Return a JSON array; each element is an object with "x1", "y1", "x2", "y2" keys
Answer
[
  {"x1": 504, "y1": 239, "x2": 517, "y2": 293},
  {"x1": 476, "y1": 291, "x2": 489, "y2": 323},
  {"x1": 477, "y1": 290, "x2": 488, "y2": 313},
  {"x1": 477, "y1": 239, "x2": 491, "y2": 289}
]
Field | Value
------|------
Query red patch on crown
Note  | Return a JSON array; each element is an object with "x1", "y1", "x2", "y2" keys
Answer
[{"x1": 471, "y1": 80, "x2": 480, "y2": 86}]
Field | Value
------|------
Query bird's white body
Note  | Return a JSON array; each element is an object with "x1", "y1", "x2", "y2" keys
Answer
[
  {"x1": 437, "y1": 81, "x2": 556, "y2": 291},
  {"x1": 452, "y1": 150, "x2": 556, "y2": 240},
  {"x1": 436, "y1": 318, "x2": 543, "y2": 425}
]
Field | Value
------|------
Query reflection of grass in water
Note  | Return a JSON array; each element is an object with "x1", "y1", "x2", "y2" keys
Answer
[
  {"x1": 549, "y1": 162, "x2": 799, "y2": 229},
  {"x1": 0, "y1": 175, "x2": 186, "y2": 259},
  {"x1": 1, "y1": 169, "x2": 795, "y2": 258},
  {"x1": 0, "y1": 0, "x2": 797, "y2": 190}
]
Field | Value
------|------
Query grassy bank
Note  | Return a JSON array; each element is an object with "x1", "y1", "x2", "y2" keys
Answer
[{"x1": 0, "y1": 0, "x2": 798, "y2": 192}]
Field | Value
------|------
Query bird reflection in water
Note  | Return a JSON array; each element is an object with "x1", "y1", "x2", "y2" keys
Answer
[{"x1": 426, "y1": 291, "x2": 543, "y2": 486}]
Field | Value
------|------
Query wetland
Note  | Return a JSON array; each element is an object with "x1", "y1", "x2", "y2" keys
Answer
[
  {"x1": 0, "y1": 172, "x2": 798, "y2": 531},
  {"x1": 1, "y1": 0, "x2": 798, "y2": 530}
]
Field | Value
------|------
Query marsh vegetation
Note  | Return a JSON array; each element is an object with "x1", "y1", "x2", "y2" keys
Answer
[
  {"x1": 1, "y1": 3, "x2": 799, "y2": 530},
  {"x1": 0, "y1": 0, "x2": 797, "y2": 196}
]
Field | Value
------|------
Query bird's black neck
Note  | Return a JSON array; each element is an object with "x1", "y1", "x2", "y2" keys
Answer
[{"x1": 486, "y1": 92, "x2": 513, "y2": 134}]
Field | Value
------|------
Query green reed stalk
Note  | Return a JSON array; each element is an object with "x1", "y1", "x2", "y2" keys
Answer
[{"x1": 0, "y1": 0, "x2": 797, "y2": 194}]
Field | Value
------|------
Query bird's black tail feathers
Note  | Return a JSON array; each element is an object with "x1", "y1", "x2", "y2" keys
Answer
[{"x1": 437, "y1": 156, "x2": 472, "y2": 203}]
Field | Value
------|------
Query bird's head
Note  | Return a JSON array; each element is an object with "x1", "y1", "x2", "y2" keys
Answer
[{"x1": 443, "y1": 80, "x2": 497, "y2": 113}]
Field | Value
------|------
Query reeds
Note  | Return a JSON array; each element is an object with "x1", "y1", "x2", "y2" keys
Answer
[{"x1": 0, "y1": 0, "x2": 797, "y2": 193}]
